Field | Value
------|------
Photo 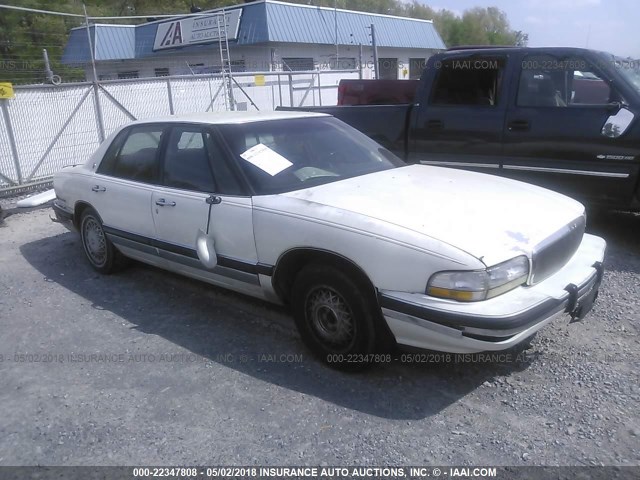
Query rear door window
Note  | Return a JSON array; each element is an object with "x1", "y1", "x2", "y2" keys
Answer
[
  {"x1": 99, "y1": 126, "x2": 164, "y2": 184},
  {"x1": 430, "y1": 56, "x2": 506, "y2": 106}
]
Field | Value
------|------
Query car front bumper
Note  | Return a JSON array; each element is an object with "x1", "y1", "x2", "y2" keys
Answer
[{"x1": 379, "y1": 233, "x2": 606, "y2": 353}]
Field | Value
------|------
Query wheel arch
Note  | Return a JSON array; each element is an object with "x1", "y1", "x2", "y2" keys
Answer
[
  {"x1": 275, "y1": 247, "x2": 397, "y2": 352},
  {"x1": 272, "y1": 248, "x2": 378, "y2": 306},
  {"x1": 73, "y1": 201, "x2": 97, "y2": 230}
]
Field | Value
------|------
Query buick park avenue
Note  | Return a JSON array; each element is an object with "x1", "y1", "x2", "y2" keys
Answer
[{"x1": 53, "y1": 112, "x2": 606, "y2": 370}]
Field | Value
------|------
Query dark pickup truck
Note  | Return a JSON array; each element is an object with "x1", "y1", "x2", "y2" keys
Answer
[{"x1": 281, "y1": 47, "x2": 640, "y2": 211}]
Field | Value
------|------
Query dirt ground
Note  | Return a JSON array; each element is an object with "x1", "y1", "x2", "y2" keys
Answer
[{"x1": 0, "y1": 206, "x2": 638, "y2": 468}]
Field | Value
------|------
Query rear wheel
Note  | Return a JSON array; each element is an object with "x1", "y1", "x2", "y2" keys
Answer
[
  {"x1": 80, "y1": 207, "x2": 126, "y2": 274},
  {"x1": 291, "y1": 264, "x2": 379, "y2": 371}
]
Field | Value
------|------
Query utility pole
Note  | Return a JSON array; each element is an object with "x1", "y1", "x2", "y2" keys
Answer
[
  {"x1": 370, "y1": 24, "x2": 379, "y2": 79},
  {"x1": 334, "y1": 0, "x2": 339, "y2": 69}
]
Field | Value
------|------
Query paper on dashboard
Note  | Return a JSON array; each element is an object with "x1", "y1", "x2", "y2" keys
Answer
[{"x1": 240, "y1": 143, "x2": 293, "y2": 176}]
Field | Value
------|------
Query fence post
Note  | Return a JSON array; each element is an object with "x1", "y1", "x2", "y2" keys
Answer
[
  {"x1": 0, "y1": 99, "x2": 23, "y2": 185},
  {"x1": 167, "y1": 79, "x2": 175, "y2": 115},
  {"x1": 288, "y1": 74, "x2": 294, "y2": 107},
  {"x1": 84, "y1": 4, "x2": 105, "y2": 142},
  {"x1": 92, "y1": 84, "x2": 106, "y2": 142},
  {"x1": 317, "y1": 72, "x2": 322, "y2": 106}
]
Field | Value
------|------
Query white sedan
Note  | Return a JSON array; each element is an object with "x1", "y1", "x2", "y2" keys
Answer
[{"x1": 53, "y1": 111, "x2": 606, "y2": 369}]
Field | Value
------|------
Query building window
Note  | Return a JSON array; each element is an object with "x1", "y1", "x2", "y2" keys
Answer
[
  {"x1": 409, "y1": 58, "x2": 426, "y2": 80},
  {"x1": 330, "y1": 57, "x2": 357, "y2": 70},
  {"x1": 230, "y1": 60, "x2": 246, "y2": 73},
  {"x1": 117, "y1": 71, "x2": 139, "y2": 80},
  {"x1": 282, "y1": 58, "x2": 315, "y2": 72},
  {"x1": 187, "y1": 63, "x2": 205, "y2": 74},
  {"x1": 154, "y1": 68, "x2": 170, "y2": 77},
  {"x1": 378, "y1": 58, "x2": 398, "y2": 80}
]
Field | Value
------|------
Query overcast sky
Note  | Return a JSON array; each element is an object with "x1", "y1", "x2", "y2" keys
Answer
[{"x1": 421, "y1": 0, "x2": 639, "y2": 58}]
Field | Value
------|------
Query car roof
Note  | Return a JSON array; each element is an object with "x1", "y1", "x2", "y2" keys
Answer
[{"x1": 129, "y1": 110, "x2": 329, "y2": 126}]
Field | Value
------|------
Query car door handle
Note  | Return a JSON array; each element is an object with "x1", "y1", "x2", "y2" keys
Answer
[
  {"x1": 426, "y1": 119, "x2": 444, "y2": 131},
  {"x1": 91, "y1": 185, "x2": 106, "y2": 193},
  {"x1": 508, "y1": 120, "x2": 530, "y2": 132},
  {"x1": 155, "y1": 198, "x2": 176, "y2": 207}
]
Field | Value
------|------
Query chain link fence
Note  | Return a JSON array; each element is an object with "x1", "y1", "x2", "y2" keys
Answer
[{"x1": 0, "y1": 69, "x2": 358, "y2": 194}]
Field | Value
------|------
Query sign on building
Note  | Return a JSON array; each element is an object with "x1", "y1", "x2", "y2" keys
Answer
[{"x1": 154, "y1": 9, "x2": 242, "y2": 51}]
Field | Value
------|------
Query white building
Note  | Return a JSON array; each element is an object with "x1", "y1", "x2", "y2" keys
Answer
[{"x1": 62, "y1": 0, "x2": 446, "y2": 81}]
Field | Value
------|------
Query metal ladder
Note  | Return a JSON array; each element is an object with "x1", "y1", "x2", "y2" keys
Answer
[{"x1": 216, "y1": 9, "x2": 236, "y2": 111}]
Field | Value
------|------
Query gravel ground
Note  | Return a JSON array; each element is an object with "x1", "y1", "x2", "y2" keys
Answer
[{"x1": 0, "y1": 205, "x2": 638, "y2": 467}]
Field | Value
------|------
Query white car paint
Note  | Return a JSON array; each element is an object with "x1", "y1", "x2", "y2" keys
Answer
[
  {"x1": 53, "y1": 111, "x2": 606, "y2": 355},
  {"x1": 279, "y1": 165, "x2": 586, "y2": 267}
]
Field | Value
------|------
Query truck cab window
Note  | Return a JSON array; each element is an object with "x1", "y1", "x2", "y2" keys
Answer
[
  {"x1": 430, "y1": 56, "x2": 505, "y2": 106},
  {"x1": 518, "y1": 55, "x2": 616, "y2": 107}
]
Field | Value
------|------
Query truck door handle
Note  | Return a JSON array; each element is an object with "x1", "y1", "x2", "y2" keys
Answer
[
  {"x1": 426, "y1": 120, "x2": 444, "y2": 131},
  {"x1": 91, "y1": 185, "x2": 106, "y2": 192},
  {"x1": 155, "y1": 198, "x2": 176, "y2": 207},
  {"x1": 508, "y1": 120, "x2": 530, "y2": 132}
]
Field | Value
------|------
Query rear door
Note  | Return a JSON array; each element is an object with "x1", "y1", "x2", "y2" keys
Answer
[
  {"x1": 408, "y1": 53, "x2": 509, "y2": 173},
  {"x1": 502, "y1": 52, "x2": 640, "y2": 206},
  {"x1": 90, "y1": 125, "x2": 165, "y2": 256}
]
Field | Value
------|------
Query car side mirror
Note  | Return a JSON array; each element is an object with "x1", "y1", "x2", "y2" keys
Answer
[
  {"x1": 605, "y1": 101, "x2": 622, "y2": 113},
  {"x1": 601, "y1": 107, "x2": 634, "y2": 138}
]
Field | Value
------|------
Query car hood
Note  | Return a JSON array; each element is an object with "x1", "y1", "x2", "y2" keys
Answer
[{"x1": 280, "y1": 165, "x2": 585, "y2": 266}]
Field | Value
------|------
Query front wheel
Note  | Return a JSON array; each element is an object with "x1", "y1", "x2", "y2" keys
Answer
[
  {"x1": 80, "y1": 207, "x2": 126, "y2": 274},
  {"x1": 291, "y1": 264, "x2": 379, "y2": 371}
]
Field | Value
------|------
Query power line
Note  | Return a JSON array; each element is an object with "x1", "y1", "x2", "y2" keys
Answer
[
  {"x1": 0, "y1": 4, "x2": 84, "y2": 18},
  {"x1": 0, "y1": 3, "x2": 232, "y2": 21}
]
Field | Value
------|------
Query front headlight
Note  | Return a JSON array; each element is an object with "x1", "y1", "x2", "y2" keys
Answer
[{"x1": 427, "y1": 256, "x2": 530, "y2": 302}]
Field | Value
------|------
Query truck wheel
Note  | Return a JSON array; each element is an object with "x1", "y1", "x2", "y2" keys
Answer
[
  {"x1": 80, "y1": 207, "x2": 126, "y2": 274},
  {"x1": 291, "y1": 264, "x2": 377, "y2": 371}
]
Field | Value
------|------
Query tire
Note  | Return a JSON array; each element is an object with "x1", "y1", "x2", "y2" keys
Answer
[
  {"x1": 291, "y1": 264, "x2": 379, "y2": 371},
  {"x1": 79, "y1": 207, "x2": 126, "y2": 274}
]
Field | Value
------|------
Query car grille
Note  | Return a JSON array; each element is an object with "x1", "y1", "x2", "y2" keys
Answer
[{"x1": 530, "y1": 215, "x2": 586, "y2": 284}]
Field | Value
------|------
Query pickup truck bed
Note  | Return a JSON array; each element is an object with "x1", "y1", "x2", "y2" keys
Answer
[{"x1": 279, "y1": 105, "x2": 410, "y2": 155}]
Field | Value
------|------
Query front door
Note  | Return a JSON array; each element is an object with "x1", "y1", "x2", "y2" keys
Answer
[
  {"x1": 151, "y1": 125, "x2": 260, "y2": 292},
  {"x1": 502, "y1": 53, "x2": 640, "y2": 206}
]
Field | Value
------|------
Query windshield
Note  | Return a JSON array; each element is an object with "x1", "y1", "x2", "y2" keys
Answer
[
  {"x1": 613, "y1": 57, "x2": 640, "y2": 94},
  {"x1": 218, "y1": 116, "x2": 404, "y2": 195}
]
